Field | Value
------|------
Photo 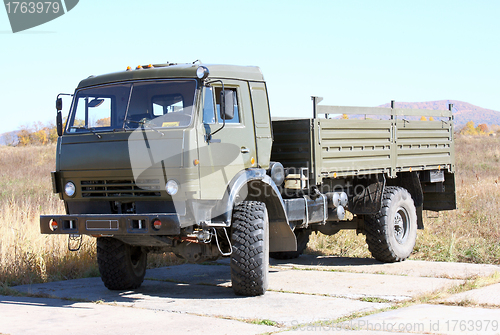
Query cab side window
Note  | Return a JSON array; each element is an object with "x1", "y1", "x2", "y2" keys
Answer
[
  {"x1": 73, "y1": 96, "x2": 112, "y2": 129},
  {"x1": 203, "y1": 86, "x2": 216, "y2": 124},
  {"x1": 215, "y1": 87, "x2": 240, "y2": 124}
]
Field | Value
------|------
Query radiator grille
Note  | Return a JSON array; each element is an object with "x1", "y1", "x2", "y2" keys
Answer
[{"x1": 81, "y1": 179, "x2": 161, "y2": 198}]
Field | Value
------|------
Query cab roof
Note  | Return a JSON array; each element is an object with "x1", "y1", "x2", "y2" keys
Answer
[{"x1": 77, "y1": 63, "x2": 265, "y2": 89}]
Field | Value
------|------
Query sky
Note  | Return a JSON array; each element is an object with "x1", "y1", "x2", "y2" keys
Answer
[{"x1": 1, "y1": 0, "x2": 499, "y2": 134}]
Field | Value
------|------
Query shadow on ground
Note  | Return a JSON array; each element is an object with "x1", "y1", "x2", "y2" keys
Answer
[{"x1": 271, "y1": 254, "x2": 382, "y2": 267}]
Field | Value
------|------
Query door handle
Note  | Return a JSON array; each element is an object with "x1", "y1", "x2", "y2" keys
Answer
[{"x1": 240, "y1": 147, "x2": 250, "y2": 153}]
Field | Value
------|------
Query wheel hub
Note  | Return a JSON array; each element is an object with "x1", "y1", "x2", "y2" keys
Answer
[{"x1": 394, "y1": 207, "x2": 409, "y2": 244}]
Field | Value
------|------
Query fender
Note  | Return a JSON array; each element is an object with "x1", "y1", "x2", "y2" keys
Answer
[
  {"x1": 214, "y1": 168, "x2": 297, "y2": 253},
  {"x1": 386, "y1": 172, "x2": 424, "y2": 229}
]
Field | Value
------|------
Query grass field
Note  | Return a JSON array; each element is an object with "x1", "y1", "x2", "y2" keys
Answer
[{"x1": 0, "y1": 136, "x2": 499, "y2": 287}]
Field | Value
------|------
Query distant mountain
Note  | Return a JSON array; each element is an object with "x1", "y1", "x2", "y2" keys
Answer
[{"x1": 378, "y1": 100, "x2": 500, "y2": 129}]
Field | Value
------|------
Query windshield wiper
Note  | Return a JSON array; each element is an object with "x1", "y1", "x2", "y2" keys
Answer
[
  {"x1": 124, "y1": 119, "x2": 164, "y2": 136},
  {"x1": 70, "y1": 126, "x2": 102, "y2": 139}
]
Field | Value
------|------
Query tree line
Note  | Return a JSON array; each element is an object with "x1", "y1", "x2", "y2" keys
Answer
[
  {"x1": 459, "y1": 121, "x2": 497, "y2": 136},
  {"x1": 3, "y1": 121, "x2": 59, "y2": 146},
  {"x1": 5, "y1": 117, "x2": 110, "y2": 146}
]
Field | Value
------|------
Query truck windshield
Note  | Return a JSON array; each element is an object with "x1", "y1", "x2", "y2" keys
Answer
[{"x1": 66, "y1": 79, "x2": 197, "y2": 133}]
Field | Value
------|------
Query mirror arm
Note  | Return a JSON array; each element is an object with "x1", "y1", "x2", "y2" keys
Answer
[{"x1": 57, "y1": 93, "x2": 73, "y2": 99}]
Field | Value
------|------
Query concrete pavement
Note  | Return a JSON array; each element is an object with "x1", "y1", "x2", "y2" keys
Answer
[{"x1": 1, "y1": 255, "x2": 499, "y2": 334}]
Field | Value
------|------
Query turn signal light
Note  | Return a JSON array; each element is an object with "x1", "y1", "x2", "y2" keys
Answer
[
  {"x1": 49, "y1": 219, "x2": 58, "y2": 231},
  {"x1": 153, "y1": 219, "x2": 162, "y2": 230}
]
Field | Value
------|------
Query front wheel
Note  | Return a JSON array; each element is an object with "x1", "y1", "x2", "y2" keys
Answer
[
  {"x1": 97, "y1": 237, "x2": 147, "y2": 290},
  {"x1": 230, "y1": 201, "x2": 269, "y2": 296},
  {"x1": 364, "y1": 186, "x2": 417, "y2": 262}
]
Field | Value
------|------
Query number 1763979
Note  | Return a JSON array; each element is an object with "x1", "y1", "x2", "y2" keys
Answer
[{"x1": 5, "y1": 2, "x2": 60, "y2": 14}]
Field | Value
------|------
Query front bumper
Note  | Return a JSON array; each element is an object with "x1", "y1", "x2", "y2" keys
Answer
[{"x1": 40, "y1": 213, "x2": 181, "y2": 236}]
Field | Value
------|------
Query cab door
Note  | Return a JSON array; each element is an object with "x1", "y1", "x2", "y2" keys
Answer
[
  {"x1": 196, "y1": 80, "x2": 257, "y2": 200},
  {"x1": 249, "y1": 81, "x2": 272, "y2": 168}
]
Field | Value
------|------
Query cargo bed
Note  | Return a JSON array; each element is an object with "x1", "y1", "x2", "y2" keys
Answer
[{"x1": 271, "y1": 104, "x2": 455, "y2": 184}]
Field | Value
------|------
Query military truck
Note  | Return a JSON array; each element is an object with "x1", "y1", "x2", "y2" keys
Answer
[{"x1": 40, "y1": 62, "x2": 456, "y2": 296}]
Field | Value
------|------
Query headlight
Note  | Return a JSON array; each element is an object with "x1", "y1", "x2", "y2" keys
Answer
[
  {"x1": 165, "y1": 180, "x2": 179, "y2": 196},
  {"x1": 268, "y1": 162, "x2": 285, "y2": 186},
  {"x1": 64, "y1": 181, "x2": 76, "y2": 197}
]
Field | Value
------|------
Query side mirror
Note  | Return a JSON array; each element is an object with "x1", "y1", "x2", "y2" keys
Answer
[
  {"x1": 56, "y1": 110, "x2": 63, "y2": 136},
  {"x1": 56, "y1": 97, "x2": 63, "y2": 111},
  {"x1": 220, "y1": 90, "x2": 235, "y2": 120}
]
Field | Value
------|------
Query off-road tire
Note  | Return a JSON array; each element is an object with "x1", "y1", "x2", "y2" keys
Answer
[
  {"x1": 230, "y1": 201, "x2": 269, "y2": 296},
  {"x1": 365, "y1": 186, "x2": 417, "y2": 263},
  {"x1": 269, "y1": 228, "x2": 312, "y2": 260},
  {"x1": 97, "y1": 237, "x2": 147, "y2": 290}
]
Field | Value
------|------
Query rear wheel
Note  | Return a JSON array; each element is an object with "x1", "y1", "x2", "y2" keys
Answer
[
  {"x1": 230, "y1": 201, "x2": 269, "y2": 296},
  {"x1": 365, "y1": 186, "x2": 417, "y2": 262},
  {"x1": 270, "y1": 228, "x2": 311, "y2": 260},
  {"x1": 97, "y1": 237, "x2": 147, "y2": 290}
]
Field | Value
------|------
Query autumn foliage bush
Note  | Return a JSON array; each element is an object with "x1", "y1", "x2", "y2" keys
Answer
[
  {"x1": 459, "y1": 121, "x2": 494, "y2": 136},
  {"x1": 12, "y1": 116, "x2": 112, "y2": 146},
  {"x1": 8, "y1": 121, "x2": 59, "y2": 146}
]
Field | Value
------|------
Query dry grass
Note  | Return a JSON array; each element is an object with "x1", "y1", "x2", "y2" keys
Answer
[
  {"x1": 413, "y1": 135, "x2": 500, "y2": 264},
  {"x1": 0, "y1": 145, "x2": 182, "y2": 287},
  {"x1": 307, "y1": 231, "x2": 371, "y2": 259},
  {"x1": 308, "y1": 135, "x2": 500, "y2": 265},
  {"x1": 1, "y1": 136, "x2": 499, "y2": 287}
]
